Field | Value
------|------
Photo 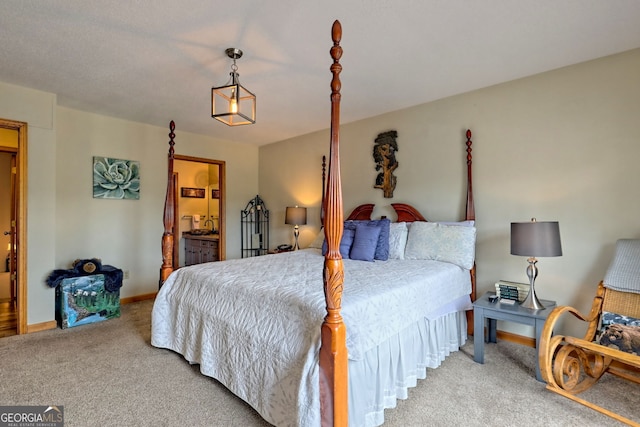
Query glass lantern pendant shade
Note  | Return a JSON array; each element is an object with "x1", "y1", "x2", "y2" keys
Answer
[{"x1": 212, "y1": 48, "x2": 256, "y2": 126}]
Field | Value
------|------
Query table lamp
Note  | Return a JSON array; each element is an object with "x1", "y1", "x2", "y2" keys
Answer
[
  {"x1": 285, "y1": 206, "x2": 307, "y2": 250},
  {"x1": 511, "y1": 218, "x2": 562, "y2": 310}
]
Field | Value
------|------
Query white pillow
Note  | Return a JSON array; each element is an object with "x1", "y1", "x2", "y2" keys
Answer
[
  {"x1": 388, "y1": 222, "x2": 408, "y2": 259},
  {"x1": 404, "y1": 221, "x2": 476, "y2": 269},
  {"x1": 435, "y1": 220, "x2": 475, "y2": 227},
  {"x1": 308, "y1": 228, "x2": 325, "y2": 249}
]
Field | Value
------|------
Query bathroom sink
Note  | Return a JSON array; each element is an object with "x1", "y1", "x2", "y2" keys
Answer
[{"x1": 187, "y1": 229, "x2": 215, "y2": 235}]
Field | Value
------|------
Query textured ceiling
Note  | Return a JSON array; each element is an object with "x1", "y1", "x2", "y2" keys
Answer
[{"x1": 2, "y1": 1, "x2": 640, "y2": 145}]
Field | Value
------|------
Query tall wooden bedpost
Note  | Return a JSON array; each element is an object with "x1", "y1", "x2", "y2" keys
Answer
[
  {"x1": 319, "y1": 20, "x2": 348, "y2": 427},
  {"x1": 159, "y1": 120, "x2": 176, "y2": 287},
  {"x1": 465, "y1": 129, "x2": 476, "y2": 335}
]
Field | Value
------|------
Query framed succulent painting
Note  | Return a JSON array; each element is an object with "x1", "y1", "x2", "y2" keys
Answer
[{"x1": 93, "y1": 157, "x2": 140, "y2": 199}]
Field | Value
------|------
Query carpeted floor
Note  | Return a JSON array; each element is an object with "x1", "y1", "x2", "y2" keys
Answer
[{"x1": 0, "y1": 300, "x2": 637, "y2": 426}]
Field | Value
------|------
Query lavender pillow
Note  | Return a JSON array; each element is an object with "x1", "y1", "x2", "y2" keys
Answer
[
  {"x1": 349, "y1": 223, "x2": 382, "y2": 261},
  {"x1": 322, "y1": 227, "x2": 355, "y2": 258},
  {"x1": 344, "y1": 219, "x2": 390, "y2": 261}
]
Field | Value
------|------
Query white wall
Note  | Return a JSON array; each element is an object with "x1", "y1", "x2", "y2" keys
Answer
[
  {"x1": 0, "y1": 80, "x2": 259, "y2": 327},
  {"x1": 260, "y1": 48, "x2": 640, "y2": 337},
  {"x1": 0, "y1": 81, "x2": 57, "y2": 325},
  {"x1": 56, "y1": 107, "x2": 259, "y2": 299}
]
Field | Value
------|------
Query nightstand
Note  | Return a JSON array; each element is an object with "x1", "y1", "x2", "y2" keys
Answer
[{"x1": 473, "y1": 291, "x2": 556, "y2": 382}]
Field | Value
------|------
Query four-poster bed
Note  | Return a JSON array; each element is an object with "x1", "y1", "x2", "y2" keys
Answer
[{"x1": 153, "y1": 20, "x2": 476, "y2": 426}]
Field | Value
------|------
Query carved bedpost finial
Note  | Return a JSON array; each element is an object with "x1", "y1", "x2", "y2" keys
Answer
[
  {"x1": 466, "y1": 129, "x2": 472, "y2": 165},
  {"x1": 322, "y1": 155, "x2": 327, "y2": 184},
  {"x1": 168, "y1": 120, "x2": 176, "y2": 158},
  {"x1": 330, "y1": 20, "x2": 343, "y2": 101}
]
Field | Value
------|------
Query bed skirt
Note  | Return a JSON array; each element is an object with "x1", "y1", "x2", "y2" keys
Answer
[
  {"x1": 349, "y1": 308, "x2": 467, "y2": 427},
  {"x1": 154, "y1": 296, "x2": 468, "y2": 427}
]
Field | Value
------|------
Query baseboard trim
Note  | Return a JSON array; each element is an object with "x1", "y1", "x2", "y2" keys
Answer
[
  {"x1": 24, "y1": 292, "x2": 158, "y2": 334},
  {"x1": 120, "y1": 292, "x2": 157, "y2": 304},
  {"x1": 26, "y1": 320, "x2": 57, "y2": 334},
  {"x1": 496, "y1": 329, "x2": 536, "y2": 348}
]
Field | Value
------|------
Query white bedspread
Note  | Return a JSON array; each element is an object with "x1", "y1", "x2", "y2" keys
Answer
[{"x1": 151, "y1": 249, "x2": 471, "y2": 426}]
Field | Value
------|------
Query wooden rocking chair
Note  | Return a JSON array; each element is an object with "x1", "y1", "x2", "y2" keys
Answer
[{"x1": 539, "y1": 239, "x2": 640, "y2": 426}]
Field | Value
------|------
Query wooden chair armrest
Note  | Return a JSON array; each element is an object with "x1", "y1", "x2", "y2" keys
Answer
[
  {"x1": 542, "y1": 285, "x2": 605, "y2": 344},
  {"x1": 541, "y1": 305, "x2": 596, "y2": 342}
]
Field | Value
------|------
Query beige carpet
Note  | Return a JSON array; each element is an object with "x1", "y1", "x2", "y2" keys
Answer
[{"x1": 0, "y1": 300, "x2": 637, "y2": 426}]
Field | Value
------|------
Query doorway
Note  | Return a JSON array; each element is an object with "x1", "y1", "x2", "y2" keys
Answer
[
  {"x1": 173, "y1": 155, "x2": 226, "y2": 266},
  {"x1": 0, "y1": 119, "x2": 27, "y2": 337}
]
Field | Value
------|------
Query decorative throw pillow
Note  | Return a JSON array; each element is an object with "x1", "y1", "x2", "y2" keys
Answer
[
  {"x1": 599, "y1": 324, "x2": 640, "y2": 355},
  {"x1": 598, "y1": 311, "x2": 640, "y2": 355},
  {"x1": 349, "y1": 223, "x2": 382, "y2": 262},
  {"x1": 601, "y1": 311, "x2": 640, "y2": 328},
  {"x1": 322, "y1": 228, "x2": 355, "y2": 258},
  {"x1": 404, "y1": 221, "x2": 476, "y2": 269},
  {"x1": 344, "y1": 218, "x2": 390, "y2": 261},
  {"x1": 388, "y1": 222, "x2": 408, "y2": 260}
]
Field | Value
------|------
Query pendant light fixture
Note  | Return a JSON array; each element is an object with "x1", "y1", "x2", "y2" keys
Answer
[{"x1": 211, "y1": 48, "x2": 256, "y2": 126}]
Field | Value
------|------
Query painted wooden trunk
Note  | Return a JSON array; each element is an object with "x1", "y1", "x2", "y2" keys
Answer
[{"x1": 55, "y1": 274, "x2": 120, "y2": 329}]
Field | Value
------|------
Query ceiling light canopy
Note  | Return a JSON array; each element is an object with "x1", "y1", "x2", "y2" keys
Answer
[{"x1": 211, "y1": 48, "x2": 256, "y2": 126}]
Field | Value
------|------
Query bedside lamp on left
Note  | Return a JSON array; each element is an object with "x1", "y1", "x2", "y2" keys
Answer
[{"x1": 285, "y1": 206, "x2": 307, "y2": 250}]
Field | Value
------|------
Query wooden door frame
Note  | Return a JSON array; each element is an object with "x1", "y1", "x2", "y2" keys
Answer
[{"x1": 0, "y1": 118, "x2": 27, "y2": 334}]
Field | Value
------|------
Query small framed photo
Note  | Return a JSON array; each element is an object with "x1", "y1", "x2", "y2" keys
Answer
[
  {"x1": 211, "y1": 189, "x2": 220, "y2": 199},
  {"x1": 181, "y1": 187, "x2": 205, "y2": 198}
]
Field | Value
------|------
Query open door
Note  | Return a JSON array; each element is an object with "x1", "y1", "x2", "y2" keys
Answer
[
  {"x1": 0, "y1": 118, "x2": 27, "y2": 336},
  {"x1": 7, "y1": 153, "x2": 17, "y2": 304},
  {"x1": 0, "y1": 151, "x2": 17, "y2": 338}
]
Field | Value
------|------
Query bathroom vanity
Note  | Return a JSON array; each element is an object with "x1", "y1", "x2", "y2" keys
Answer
[{"x1": 183, "y1": 232, "x2": 219, "y2": 266}]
